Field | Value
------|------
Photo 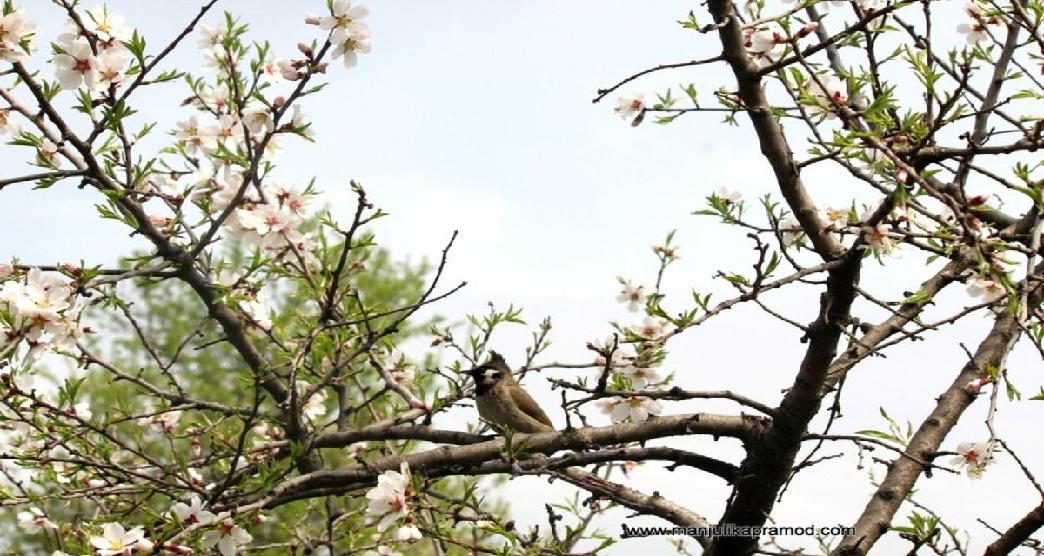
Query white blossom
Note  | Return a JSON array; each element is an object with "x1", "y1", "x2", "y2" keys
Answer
[
  {"x1": 599, "y1": 396, "x2": 662, "y2": 423},
  {"x1": 17, "y1": 507, "x2": 57, "y2": 534},
  {"x1": 365, "y1": 462, "x2": 412, "y2": 531},
  {"x1": 620, "y1": 365, "x2": 662, "y2": 390},
  {"x1": 171, "y1": 495, "x2": 216, "y2": 525},
  {"x1": 0, "y1": 9, "x2": 36, "y2": 63},
  {"x1": 39, "y1": 139, "x2": 60, "y2": 167},
  {"x1": 239, "y1": 290, "x2": 273, "y2": 331},
  {"x1": 0, "y1": 267, "x2": 73, "y2": 322},
  {"x1": 94, "y1": 50, "x2": 127, "y2": 90},
  {"x1": 779, "y1": 217, "x2": 804, "y2": 246},
  {"x1": 967, "y1": 274, "x2": 1006, "y2": 302},
  {"x1": 242, "y1": 106, "x2": 274, "y2": 136},
  {"x1": 743, "y1": 27, "x2": 784, "y2": 68},
  {"x1": 616, "y1": 280, "x2": 646, "y2": 313},
  {"x1": 807, "y1": 75, "x2": 848, "y2": 119},
  {"x1": 385, "y1": 350, "x2": 415, "y2": 385},
  {"x1": 321, "y1": 1, "x2": 370, "y2": 34},
  {"x1": 89, "y1": 522, "x2": 147, "y2": 556},
  {"x1": 950, "y1": 441, "x2": 993, "y2": 478},
  {"x1": 331, "y1": 24, "x2": 371, "y2": 68},
  {"x1": 614, "y1": 91, "x2": 644, "y2": 124},
  {"x1": 629, "y1": 317, "x2": 666, "y2": 340},
  {"x1": 0, "y1": 108, "x2": 19, "y2": 136},
  {"x1": 83, "y1": 5, "x2": 133, "y2": 46},
  {"x1": 195, "y1": 22, "x2": 228, "y2": 51},
  {"x1": 365, "y1": 547, "x2": 401, "y2": 556},
  {"x1": 392, "y1": 523, "x2": 423, "y2": 542},
  {"x1": 957, "y1": 2, "x2": 999, "y2": 44},
  {"x1": 138, "y1": 410, "x2": 182, "y2": 434},
  {"x1": 301, "y1": 388, "x2": 328, "y2": 421},
  {"x1": 54, "y1": 41, "x2": 98, "y2": 90},
  {"x1": 202, "y1": 518, "x2": 253, "y2": 556},
  {"x1": 716, "y1": 186, "x2": 743, "y2": 205}
]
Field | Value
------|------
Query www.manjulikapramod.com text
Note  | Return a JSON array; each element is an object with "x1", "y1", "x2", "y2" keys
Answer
[{"x1": 620, "y1": 522, "x2": 855, "y2": 538}]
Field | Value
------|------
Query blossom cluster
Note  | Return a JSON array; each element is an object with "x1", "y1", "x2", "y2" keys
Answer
[
  {"x1": 366, "y1": 463, "x2": 423, "y2": 543},
  {"x1": 52, "y1": 5, "x2": 132, "y2": 91},
  {"x1": 0, "y1": 7, "x2": 36, "y2": 64},
  {"x1": 0, "y1": 266, "x2": 90, "y2": 364}
]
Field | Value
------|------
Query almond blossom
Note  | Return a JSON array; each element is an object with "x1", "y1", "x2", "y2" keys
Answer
[
  {"x1": 365, "y1": 462, "x2": 413, "y2": 532},
  {"x1": 743, "y1": 26, "x2": 785, "y2": 68},
  {"x1": 957, "y1": 2, "x2": 999, "y2": 44},
  {"x1": 82, "y1": 5, "x2": 133, "y2": 47},
  {"x1": 239, "y1": 290, "x2": 273, "y2": 330},
  {"x1": 171, "y1": 495, "x2": 216, "y2": 525},
  {"x1": 54, "y1": 41, "x2": 99, "y2": 90},
  {"x1": 0, "y1": 8, "x2": 35, "y2": 63},
  {"x1": 0, "y1": 108, "x2": 19, "y2": 136},
  {"x1": 17, "y1": 507, "x2": 57, "y2": 534},
  {"x1": 616, "y1": 280, "x2": 646, "y2": 313},
  {"x1": 195, "y1": 22, "x2": 228, "y2": 51},
  {"x1": 715, "y1": 186, "x2": 743, "y2": 205},
  {"x1": 392, "y1": 522, "x2": 423, "y2": 542},
  {"x1": 89, "y1": 522, "x2": 148, "y2": 556},
  {"x1": 823, "y1": 206, "x2": 849, "y2": 231},
  {"x1": 614, "y1": 91, "x2": 644, "y2": 125},
  {"x1": 858, "y1": 209, "x2": 897, "y2": 256},
  {"x1": 967, "y1": 274, "x2": 1006, "y2": 302},
  {"x1": 599, "y1": 396, "x2": 662, "y2": 423},
  {"x1": 629, "y1": 317, "x2": 667, "y2": 340},
  {"x1": 138, "y1": 410, "x2": 182, "y2": 434},
  {"x1": 321, "y1": 1, "x2": 370, "y2": 34},
  {"x1": 300, "y1": 386, "x2": 329, "y2": 421},
  {"x1": 331, "y1": 24, "x2": 371, "y2": 68},
  {"x1": 0, "y1": 267, "x2": 73, "y2": 322},
  {"x1": 242, "y1": 105, "x2": 275, "y2": 136},
  {"x1": 39, "y1": 139, "x2": 60, "y2": 167},
  {"x1": 94, "y1": 50, "x2": 127, "y2": 90},
  {"x1": 807, "y1": 75, "x2": 848, "y2": 119},
  {"x1": 385, "y1": 350, "x2": 415, "y2": 385},
  {"x1": 202, "y1": 518, "x2": 253, "y2": 556},
  {"x1": 620, "y1": 364, "x2": 662, "y2": 389},
  {"x1": 366, "y1": 547, "x2": 402, "y2": 556},
  {"x1": 950, "y1": 441, "x2": 994, "y2": 478},
  {"x1": 205, "y1": 114, "x2": 245, "y2": 153}
]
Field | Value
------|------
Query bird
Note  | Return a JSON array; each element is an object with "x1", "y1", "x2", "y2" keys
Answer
[{"x1": 468, "y1": 351, "x2": 554, "y2": 433}]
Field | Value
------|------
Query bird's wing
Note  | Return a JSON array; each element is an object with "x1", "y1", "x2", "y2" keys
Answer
[{"x1": 510, "y1": 385, "x2": 554, "y2": 429}]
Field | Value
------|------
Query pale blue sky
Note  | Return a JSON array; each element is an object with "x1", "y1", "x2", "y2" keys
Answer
[{"x1": 2, "y1": 1, "x2": 1042, "y2": 554}]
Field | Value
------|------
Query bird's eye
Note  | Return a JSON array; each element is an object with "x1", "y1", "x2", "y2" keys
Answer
[{"x1": 483, "y1": 369, "x2": 500, "y2": 380}]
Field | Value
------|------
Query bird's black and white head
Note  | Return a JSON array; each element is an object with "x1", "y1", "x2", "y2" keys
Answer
[{"x1": 468, "y1": 351, "x2": 512, "y2": 395}]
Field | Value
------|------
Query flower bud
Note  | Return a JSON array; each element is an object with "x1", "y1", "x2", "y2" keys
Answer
[
  {"x1": 304, "y1": 14, "x2": 321, "y2": 25},
  {"x1": 796, "y1": 22, "x2": 820, "y2": 38},
  {"x1": 297, "y1": 42, "x2": 314, "y2": 57}
]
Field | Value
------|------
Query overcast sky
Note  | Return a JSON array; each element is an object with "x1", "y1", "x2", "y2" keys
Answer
[{"x1": 3, "y1": 1, "x2": 1043, "y2": 554}]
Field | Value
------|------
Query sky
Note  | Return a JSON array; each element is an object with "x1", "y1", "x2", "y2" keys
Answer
[{"x1": 2, "y1": 1, "x2": 1043, "y2": 554}]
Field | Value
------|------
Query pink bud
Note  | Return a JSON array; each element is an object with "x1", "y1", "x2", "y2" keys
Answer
[
  {"x1": 797, "y1": 22, "x2": 820, "y2": 38},
  {"x1": 965, "y1": 377, "x2": 989, "y2": 395},
  {"x1": 304, "y1": 15, "x2": 321, "y2": 25},
  {"x1": 297, "y1": 42, "x2": 314, "y2": 57},
  {"x1": 161, "y1": 542, "x2": 194, "y2": 555}
]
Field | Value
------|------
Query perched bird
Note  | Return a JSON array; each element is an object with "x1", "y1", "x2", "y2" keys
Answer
[{"x1": 468, "y1": 351, "x2": 554, "y2": 433}]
